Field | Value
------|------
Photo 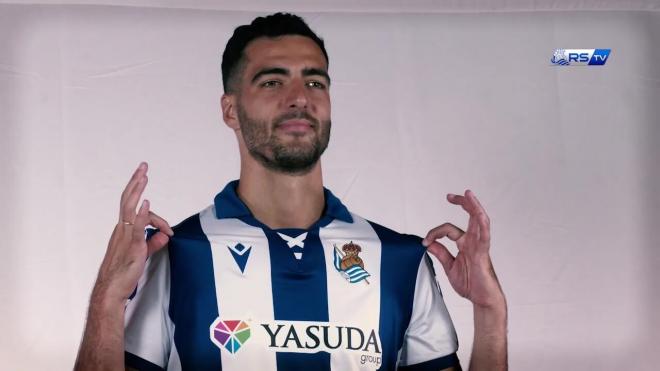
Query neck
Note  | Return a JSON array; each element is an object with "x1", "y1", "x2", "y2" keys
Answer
[{"x1": 237, "y1": 155, "x2": 325, "y2": 230}]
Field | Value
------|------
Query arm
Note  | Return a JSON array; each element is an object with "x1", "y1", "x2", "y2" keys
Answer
[
  {"x1": 423, "y1": 190, "x2": 507, "y2": 371},
  {"x1": 75, "y1": 289, "x2": 125, "y2": 371},
  {"x1": 74, "y1": 163, "x2": 173, "y2": 370},
  {"x1": 471, "y1": 303, "x2": 507, "y2": 370}
]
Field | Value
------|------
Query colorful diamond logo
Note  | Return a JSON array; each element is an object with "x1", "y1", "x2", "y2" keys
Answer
[{"x1": 209, "y1": 318, "x2": 251, "y2": 354}]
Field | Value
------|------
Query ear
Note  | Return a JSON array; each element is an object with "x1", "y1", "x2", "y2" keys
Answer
[{"x1": 221, "y1": 93, "x2": 240, "y2": 130}]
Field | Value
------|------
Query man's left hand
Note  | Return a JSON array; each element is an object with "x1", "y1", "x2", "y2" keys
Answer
[{"x1": 422, "y1": 190, "x2": 505, "y2": 309}]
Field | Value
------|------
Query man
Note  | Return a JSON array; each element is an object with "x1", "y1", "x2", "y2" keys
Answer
[{"x1": 75, "y1": 13, "x2": 507, "y2": 371}]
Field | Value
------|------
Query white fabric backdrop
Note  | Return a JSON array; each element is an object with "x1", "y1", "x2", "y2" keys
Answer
[{"x1": 1, "y1": 2, "x2": 658, "y2": 370}]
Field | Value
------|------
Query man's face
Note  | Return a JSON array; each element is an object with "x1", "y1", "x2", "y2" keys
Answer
[{"x1": 233, "y1": 35, "x2": 331, "y2": 175}]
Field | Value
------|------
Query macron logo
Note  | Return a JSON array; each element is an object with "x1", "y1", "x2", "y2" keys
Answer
[{"x1": 227, "y1": 243, "x2": 252, "y2": 274}]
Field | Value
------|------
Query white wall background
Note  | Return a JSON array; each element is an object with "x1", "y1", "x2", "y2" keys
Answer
[{"x1": 0, "y1": 1, "x2": 659, "y2": 370}]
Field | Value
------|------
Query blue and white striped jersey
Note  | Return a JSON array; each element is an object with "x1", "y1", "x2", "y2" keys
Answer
[{"x1": 124, "y1": 181, "x2": 459, "y2": 370}]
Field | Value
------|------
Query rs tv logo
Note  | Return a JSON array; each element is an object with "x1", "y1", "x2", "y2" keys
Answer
[{"x1": 551, "y1": 49, "x2": 611, "y2": 66}]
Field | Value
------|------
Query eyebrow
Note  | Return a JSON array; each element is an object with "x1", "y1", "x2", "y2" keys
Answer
[
  {"x1": 302, "y1": 67, "x2": 331, "y2": 85},
  {"x1": 250, "y1": 67, "x2": 331, "y2": 85},
  {"x1": 251, "y1": 67, "x2": 288, "y2": 84}
]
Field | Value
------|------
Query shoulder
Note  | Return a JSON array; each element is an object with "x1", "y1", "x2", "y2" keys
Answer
[
  {"x1": 169, "y1": 203, "x2": 228, "y2": 240},
  {"x1": 357, "y1": 215, "x2": 425, "y2": 257},
  {"x1": 365, "y1": 218, "x2": 423, "y2": 247},
  {"x1": 171, "y1": 210, "x2": 204, "y2": 238},
  {"x1": 346, "y1": 214, "x2": 429, "y2": 277},
  {"x1": 167, "y1": 206, "x2": 214, "y2": 255}
]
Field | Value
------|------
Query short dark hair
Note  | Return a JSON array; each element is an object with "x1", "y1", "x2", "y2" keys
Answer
[{"x1": 221, "y1": 13, "x2": 329, "y2": 93}]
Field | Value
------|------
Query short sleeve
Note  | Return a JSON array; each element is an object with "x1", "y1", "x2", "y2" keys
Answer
[
  {"x1": 397, "y1": 253, "x2": 459, "y2": 369},
  {"x1": 124, "y1": 246, "x2": 173, "y2": 370}
]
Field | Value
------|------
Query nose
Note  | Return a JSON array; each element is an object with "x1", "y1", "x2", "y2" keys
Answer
[{"x1": 286, "y1": 80, "x2": 308, "y2": 109}]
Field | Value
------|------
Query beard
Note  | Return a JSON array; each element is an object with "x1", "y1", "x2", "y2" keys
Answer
[{"x1": 237, "y1": 104, "x2": 331, "y2": 175}]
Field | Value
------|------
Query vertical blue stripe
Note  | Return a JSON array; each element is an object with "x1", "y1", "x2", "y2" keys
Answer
[
  {"x1": 368, "y1": 221, "x2": 426, "y2": 371},
  {"x1": 169, "y1": 214, "x2": 223, "y2": 370},
  {"x1": 264, "y1": 227, "x2": 331, "y2": 371}
]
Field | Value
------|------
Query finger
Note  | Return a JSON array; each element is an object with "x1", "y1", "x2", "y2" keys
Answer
[
  {"x1": 466, "y1": 189, "x2": 485, "y2": 212},
  {"x1": 466, "y1": 212, "x2": 480, "y2": 240},
  {"x1": 465, "y1": 189, "x2": 489, "y2": 219},
  {"x1": 466, "y1": 190, "x2": 491, "y2": 243},
  {"x1": 447, "y1": 193, "x2": 475, "y2": 214},
  {"x1": 478, "y1": 212, "x2": 491, "y2": 243},
  {"x1": 148, "y1": 211, "x2": 174, "y2": 237},
  {"x1": 426, "y1": 241, "x2": 454, "y2": 274},
  {"x1": 446, "y1": 193, "x2": 465, "y2": 205},
  {"x1": 147, "y1": 231, "x2": 169, "y2": 256},
  {"x1": 120, "y1": 162, "x2": 148, "y2": 207},
  {"x1": 422, "y1": 223, "x2": 464, "y2": 246},
  {"x1": 132, "y1": 200, "x2": 150, "y2": 242},
  {"x1": 121, "y1": 175, "x2": 148, "y2": 223}
]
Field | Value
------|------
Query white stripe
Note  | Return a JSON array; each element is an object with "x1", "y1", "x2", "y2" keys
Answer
[
  {"x1": 124, "y1": 247, "x2": 172, "y2": 368},
  {"x1": 320, "y1": 213, "x2": 382, "y2": 370},
  {"x1": 199, "y1": 206, "x2": 277, "y2": 371},
  {"x1": 166, "y1": 329, "x2": 182, "y2": 371},
  {"x1": 397, "y1": 254, "x2": 458, "y2": 366}
]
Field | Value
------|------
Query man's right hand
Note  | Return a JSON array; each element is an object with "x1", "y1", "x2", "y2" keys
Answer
[
  {"x1": 75, "y1": 162, "x2": 173, "y2": 370},
  {"x1": 93, "y1": 162, "x2": 173, "y2": 306}
]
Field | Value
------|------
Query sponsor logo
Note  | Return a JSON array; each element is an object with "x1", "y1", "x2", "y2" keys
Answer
[
  {"x1": 260, "y1": 323, "x2": 381, "y2": 354},
  {"x1": 551, "y1": 48, "x2": 611, "y2": 66},
  {"x1": 208, "y1": 319, "x2": 382, "y2": 366},
  {"x1": 227, "y1": 243, "x2": 251, "y2": 274},
  {"x1": 210, "y1": 319, "x2": 251, "y2": 354},
  {"x1": 334, "y1": 241, "x2": 370, "y2": 284}
]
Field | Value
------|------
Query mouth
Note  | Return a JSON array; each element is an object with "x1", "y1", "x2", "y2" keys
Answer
[{"x1": 276, "y1": 119, "x2": 314, "y2": 134}]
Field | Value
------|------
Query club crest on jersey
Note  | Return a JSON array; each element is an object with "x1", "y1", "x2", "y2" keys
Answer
[
  {"x1": 210, "y1": 318, "x2": 251, "y2": 354},
  {"x1": 333, "y1": 242, "x2": 370, "y2": 284},
  {"x1": 227, "y1": 243, "x2": 251, "y2": 274}
]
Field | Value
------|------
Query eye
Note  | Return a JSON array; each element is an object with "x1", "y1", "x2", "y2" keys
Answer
[
  {"x1": 260, "y1": 80, "x2": 282, "y2": 88},
  {"x1": 306, "y1": 80, "x2": 326, "y2": 89}
]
